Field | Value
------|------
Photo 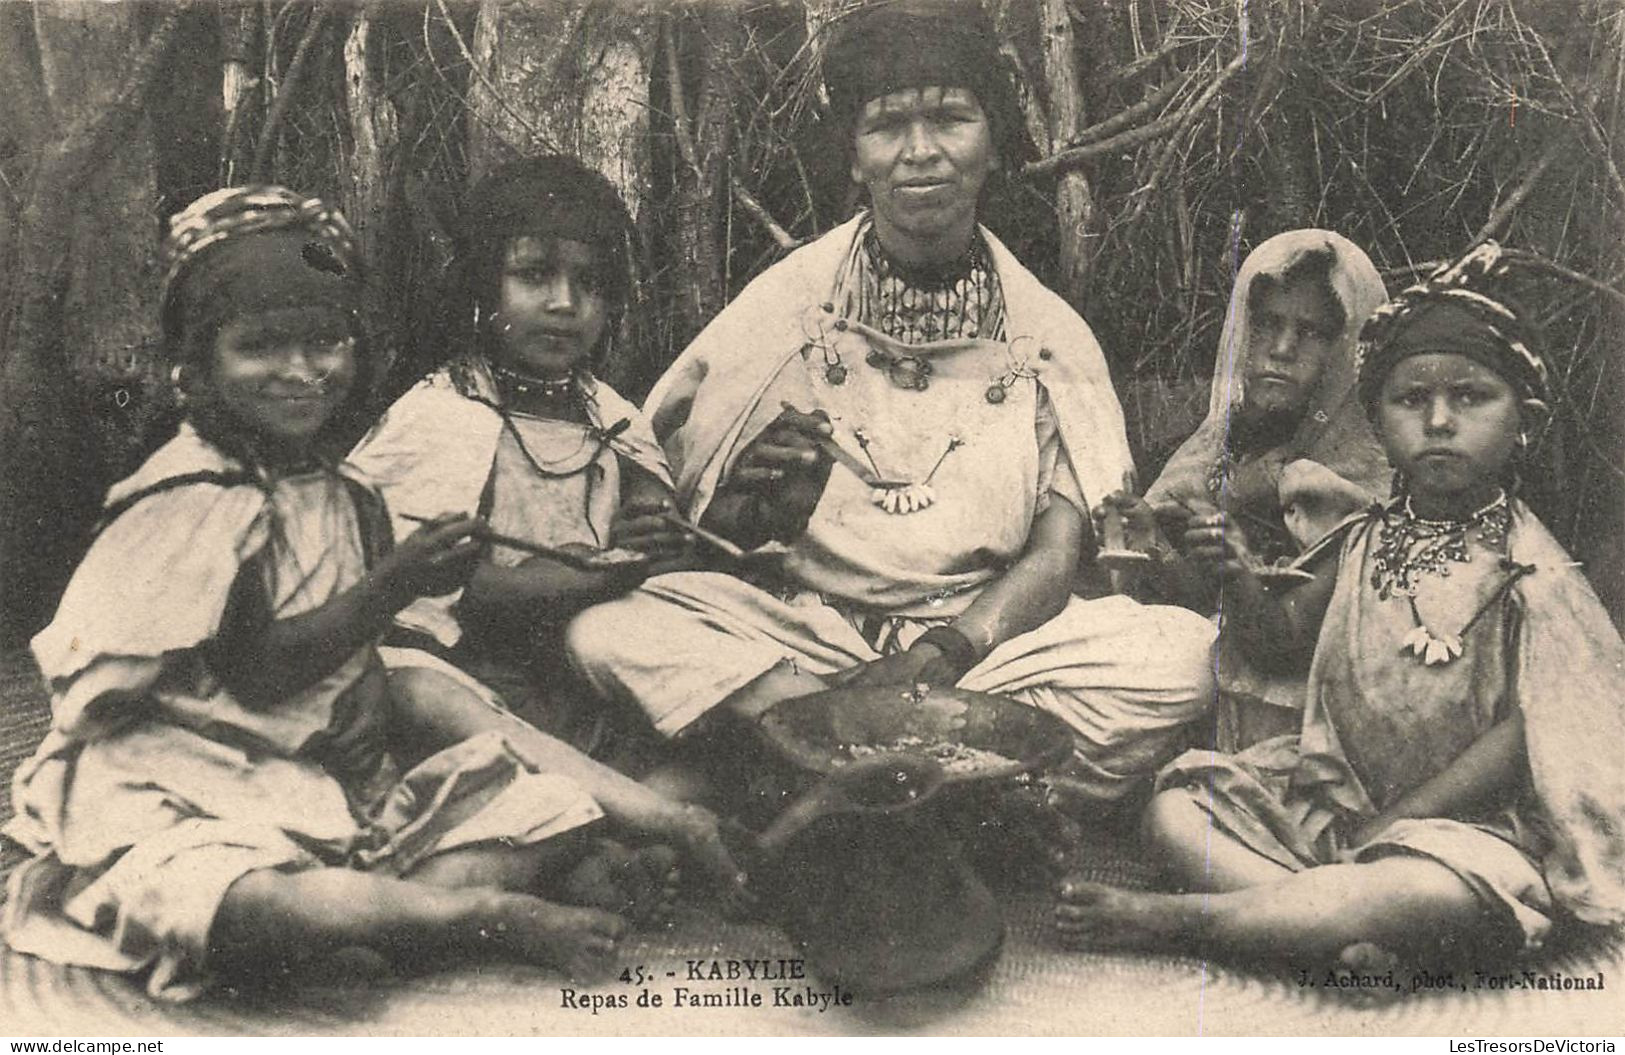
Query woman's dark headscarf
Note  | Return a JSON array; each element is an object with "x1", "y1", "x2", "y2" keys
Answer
[
  {"x1": 822, "y1": 0, "x2": 1031, "y2": 171},
  {"x1": 453, "y1": 156, "x2": 637, "y2": 367}
]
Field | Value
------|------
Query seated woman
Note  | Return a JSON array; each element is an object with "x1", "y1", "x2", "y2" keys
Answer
[
  {"x1": 348, "y1": 157, "x2": 695, "y2": 757},
  {"x1": 567, "y1": 0, "x2": 1215, "y2": 809},
  {"x1": 1057, "y1": 244, "x2": 1625, "y2": 969},
  {"x1": 1123, "y1": 231, "x2": 1389, "y2": 749},
  {"x1": 2, "y1": 188, "x2": 741, "y2": 1001}
]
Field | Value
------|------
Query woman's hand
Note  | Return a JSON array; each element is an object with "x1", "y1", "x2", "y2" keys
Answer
[
  {"x1": 609, "y1": 496, "x2": 700, "y2": 575},
  {"x1": 834, "y1": 642, "x2": 967, "y2": 690},
  {"x1": 725, "y1": 407, "x2": 834, "y2": 541},
  {"x1": 374, "y1": 514, "x2": 483, "y2": 605}
]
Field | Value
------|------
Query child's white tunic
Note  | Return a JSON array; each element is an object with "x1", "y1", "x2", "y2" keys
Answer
[{"x1": 3, "y1": 424, "x2": 601, "y2": 1000}]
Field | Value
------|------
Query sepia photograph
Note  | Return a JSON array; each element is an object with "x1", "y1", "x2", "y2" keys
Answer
[{"x1": 0, "y1": 0, "x2": 1621, "y2": 1037}]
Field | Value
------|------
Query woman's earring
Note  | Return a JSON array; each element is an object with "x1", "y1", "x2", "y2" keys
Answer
[
  {"x1": 169, "y1": 364, "x2": 188, "y2": 408},
  {"x1": 1517, "y1": 430, "x2": 1530, "y2": 451}
]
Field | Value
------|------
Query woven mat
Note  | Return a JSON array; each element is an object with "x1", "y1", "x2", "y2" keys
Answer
[{"x1": 2, "y1": 649, "x2": 1621, "y2": 1036}]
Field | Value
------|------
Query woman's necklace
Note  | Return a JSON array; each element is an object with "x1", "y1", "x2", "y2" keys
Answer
[
  {"x1": 850, "y1": 427, "x2": 964, "y2": 514},
  {"x1": 1371, "y1": 490, "x2": 1511, "y2": 600}
]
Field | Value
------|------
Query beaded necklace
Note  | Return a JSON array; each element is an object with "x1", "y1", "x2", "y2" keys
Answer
[
  {"x1": 1371, "y1": 490, "x2": 1511, "y2": 600},
  {"x1": 489, "y1": 361, "x2": 581, "y2": 402},
  {"x1": 858, "y1": 227, "x2": 1002, "y2": 344}
]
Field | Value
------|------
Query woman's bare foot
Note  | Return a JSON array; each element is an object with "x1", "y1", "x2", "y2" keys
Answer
[
  {"x1": 1052, "y1": 877, "x2": 1199, "y2": 952},
  {"x1": 475, "y1": 892, "x2": 627, "y2": 981},
  {"x1": 1339, "y1": 940, "x2": 1403, "y2": 974},
  {"x1": 559, "y1": 839, "x2": 681, "y2": 927}
]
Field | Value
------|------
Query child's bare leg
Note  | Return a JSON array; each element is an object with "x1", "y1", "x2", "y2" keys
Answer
[
  {"x1": 406, "y1": 828, "x2": 591, "y2": 893},
  {"x1": 1054, "y1": 857, "x2": 1489, "y2": 963},
  {"x1": 409, "y1": 830, "x2": 679, "y2": 928},
  {"x1": 721, "y1": 662, "x2": 828, "y2": 722},
  {"x1": 1139, "y1": 789, "x2": 1296, "y2": 892},
  {"x1": 212, "y1": 866, "x2": 626, "y2": 982},
  {"x1": 387, "y1": 665, "x2": 748, "y2": 908}
]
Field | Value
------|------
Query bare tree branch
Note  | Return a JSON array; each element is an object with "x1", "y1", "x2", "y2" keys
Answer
[
  {"x1": 1062, "y1": 70, "x2": 1190, "y2": 149},
  {"x1": 667, "y1": 19, "x2": 800, "y2": 252},
  {"x1": 730, "y1": 178, "x2": 802, "y2": 250},
  {"x1": 1471, "y1": 134, "x2": 1565, "y2": 245},
  {"x1": 252, "y1": 3, "x2": 328, "y2": 181},
  {"x1": 1024, "y1": 48, "x2": 1246, "y2": 178}
]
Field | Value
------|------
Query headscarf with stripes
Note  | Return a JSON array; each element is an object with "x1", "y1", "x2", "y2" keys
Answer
[
  {"x1": 1356, "y1": 241, "x2": 1550, "y2": 414},
  {"x1": 160, "y1": 185, "x2": 363, "y2": 362}
]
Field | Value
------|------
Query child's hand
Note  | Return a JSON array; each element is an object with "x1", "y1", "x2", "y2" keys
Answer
[
  {"x1": 1181, "y1": 507, "x2": 1255, "y2": 579},
  {"x1": 609, "y1": 497, "x2": 699, "y2": 575},
  {"x1": 1093, "y1": 491, "x2": 1174, "y2": 555},
  {"x1": 378, "y1": 514, "x2": 483, "y2": 602}
]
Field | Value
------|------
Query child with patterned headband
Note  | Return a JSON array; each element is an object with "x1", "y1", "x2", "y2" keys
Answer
[
  {"x1": 3, "y1": 187, "x2": 740, "y2": 1001},
  {"x1": 1056, "y1": 243, "x2": 1625, "y2": 968}
]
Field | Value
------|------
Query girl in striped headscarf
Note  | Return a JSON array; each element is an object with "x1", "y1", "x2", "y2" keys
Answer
[
  {"x1": 1058, "y1": 243, "x2": 1625, "y2": 971},
  {"x1": 5, "y1": 187, "x2": 745, "y2": 1001}
]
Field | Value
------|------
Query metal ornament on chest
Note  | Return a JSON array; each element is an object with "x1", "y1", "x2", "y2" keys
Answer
[
  {"x1": 864, "y1": 346, "x2": 933, "y2": 391},
  {"x1": 853, "y1": 428, "x2": 964, "y2": 515}
]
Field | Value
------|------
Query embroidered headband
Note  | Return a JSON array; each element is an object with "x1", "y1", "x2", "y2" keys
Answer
[
  {"x1": 160, "y1": 186, "x2": 362, "y2": 351},
  {"x1": 1356, "y1": 241, "x2": 1550, "y2": 412}
]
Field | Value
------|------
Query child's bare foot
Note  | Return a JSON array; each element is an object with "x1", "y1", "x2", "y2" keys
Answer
[
  {"x1": 559, "y1": 839, "x2": 681, "y2": 927},
  {"x1": 665, "y1": 804, "x2": 755, "y2": 917},
  {"x1": 1339, "y1": 940, "x2": 1403, "y2": 974},
  {"x1": 1330, "y1": 941, "x2": 1407, "y2": 1004},
  {"x1": 1053, "y1": 877, "x2": 1195, "y2": 952},
  {"x1": 476, "y1": 892, "x2": 627, "y2": 982}
]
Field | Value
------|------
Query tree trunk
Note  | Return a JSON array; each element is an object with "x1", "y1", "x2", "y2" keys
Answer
[
  {"x1": 1, "y1": 1, "x2": 184, "y2": 643},
  {"x1": 468, "y1": 0, "x2": 654, "y2": 388},
  {"x1": 34, "y1": 2, "x2": 163, "y2": 394},
  {"x1": 342, "y1": 5, "x2": 401, "y2": 375},
  {"x1": 467, "y1": 0, "x2": 651, "y2": 211},
  {"x1": 219, "y1": 2, "x2": 259, "y2": 184},
  {"x1": 1040, "y1": 0, "x2": 1099, "y2": 309},
  {"x1": 667, "y1": 9, "x2": 742, "y2": 348},
  {"x1": 0, "y1": 5, "x2": 50, "y2": 328}
]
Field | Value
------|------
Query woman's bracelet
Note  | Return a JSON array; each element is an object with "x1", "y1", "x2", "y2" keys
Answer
[{"x1": 913, "y1": 625, "x2": 981, "y2": 674}]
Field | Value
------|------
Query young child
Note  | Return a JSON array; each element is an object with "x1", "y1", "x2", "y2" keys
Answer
[
  {"x1": 1109, "y1": 231, "x2": 1390, "y2": 751},
  {"x1": 348, "y1": 156, "x2": 695, "y2": 756},
  {"x1": 1055, "y1": 243, "x2": 1625, "y2": 967},
  {"x1": 2, "y1": 187, "x2": 738, "y2": 1002}
]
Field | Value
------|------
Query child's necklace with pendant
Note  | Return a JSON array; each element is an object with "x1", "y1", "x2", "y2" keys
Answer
[{"x1": 1371, "y1": 490, "x2": 1525, "y2": 665}]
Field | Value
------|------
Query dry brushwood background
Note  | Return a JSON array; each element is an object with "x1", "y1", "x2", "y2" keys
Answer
[{"x1": 2, "y1": 0, "x2": 1622, "y2": 644}]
